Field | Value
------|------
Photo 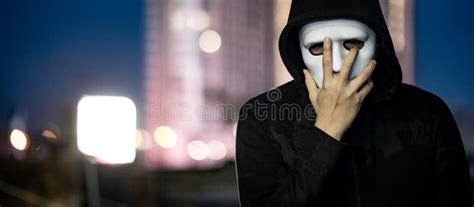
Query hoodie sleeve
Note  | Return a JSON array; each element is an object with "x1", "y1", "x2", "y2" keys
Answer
[
  {"x1": 235, "y1": 105, "x2": 348, "y2": 206},
  {"x1": 432, "y1": 98, "x2": 472, "y2": 206}
]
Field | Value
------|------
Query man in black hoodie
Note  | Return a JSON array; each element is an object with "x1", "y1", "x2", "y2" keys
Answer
[{"x1": 235, "y1": 0, "x2": 472, "y2": 206}]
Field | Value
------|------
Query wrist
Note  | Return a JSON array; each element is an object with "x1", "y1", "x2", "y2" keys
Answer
[{"x1": 314, "y1": 121, "x2": 344, "y2": 141}]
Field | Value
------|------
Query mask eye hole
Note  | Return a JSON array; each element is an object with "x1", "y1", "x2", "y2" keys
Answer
[
  {"x1": 308, "y1": 42, "x2": 324, "y2": 56},
  {"x1": 344, "y1": 39, "x2": 365, "y2": 50}
]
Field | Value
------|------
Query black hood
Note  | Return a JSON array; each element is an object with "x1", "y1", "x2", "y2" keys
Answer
[{"x1": 279, "y1": 0, "x2": 403, "y2": 104}]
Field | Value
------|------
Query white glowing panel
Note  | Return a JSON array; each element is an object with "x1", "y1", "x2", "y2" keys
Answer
[{"x1": 77, "y1": 96, "x2": 136, "y2": 164}]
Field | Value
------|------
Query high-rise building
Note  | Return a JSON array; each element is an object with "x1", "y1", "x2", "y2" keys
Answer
[{"x1": 145, "y1": 0, "x2": 274, "y2": 170}]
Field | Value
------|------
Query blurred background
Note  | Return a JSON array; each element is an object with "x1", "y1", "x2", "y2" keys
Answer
[{"x1": 0, "y1": 0, "x2": 472, "y2": 206}]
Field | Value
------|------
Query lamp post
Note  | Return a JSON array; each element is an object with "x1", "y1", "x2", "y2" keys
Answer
[{"x1": 77, "y1": 95, "x2": 137, "y2": 207}]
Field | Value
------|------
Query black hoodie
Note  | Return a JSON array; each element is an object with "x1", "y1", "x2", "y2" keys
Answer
[{"x1": 235, "y1": 0, "x2": 472, "y2": 206}]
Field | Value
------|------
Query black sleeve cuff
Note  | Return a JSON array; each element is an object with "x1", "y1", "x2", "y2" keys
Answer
[{"x1": 291, "y1": 122, "x2": 348, "y2": 160}]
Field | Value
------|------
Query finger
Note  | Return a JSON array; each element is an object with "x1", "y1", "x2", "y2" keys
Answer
[
  {"x1": 350, "y1": 60, "x2": 376, "y2": 91},
  {"x1": 339, "y1": 48, "x2": 359, "y2": 83},
  {"x1": 322, "y1": 37, "x2": 333, "y2": 85},
  {"x1": 357, "y1": 80, "x2": 374, "y2": 98},
  {"x1": 303, "y1": 69, "x2": 319, "y2": 100}
]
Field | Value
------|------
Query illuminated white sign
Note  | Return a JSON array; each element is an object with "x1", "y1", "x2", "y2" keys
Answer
[{"x1": 77, "y1": 96, "x2": 136, "y2": 164}]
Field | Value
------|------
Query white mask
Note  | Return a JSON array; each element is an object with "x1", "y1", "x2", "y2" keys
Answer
[{"x1": 299, "y1": 19, "x2": 376, "y2": 88}]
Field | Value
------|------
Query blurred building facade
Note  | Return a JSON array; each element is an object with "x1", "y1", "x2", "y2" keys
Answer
[{"x1": 144, "y1": 0, "x2": 274, "y2": 170}]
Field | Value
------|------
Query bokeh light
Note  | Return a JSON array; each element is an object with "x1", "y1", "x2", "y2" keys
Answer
[
  {"x1": 207, "y1": 140, "x2": 227, "y2": 160},
  {"x1": 137, "y1": 129, "x2": 152, "y2": 150},
  {"x1": 154, "y1": 126, "x2": 177, "y2": 148},
  {"x1": 187, "y1": 140, "x2": 208, "y2": 160},
  {"x1": 199, "y1": 30, "x2": 222, "y2": 53},
  {"x1": 10, "y1": 129, "x2": 29, "y2": 151},
  {"x1": 171, "y1": 9, "x2": 210, "y2": 32},
  {"x1": 42, "y1": 130, "x2": 57, "y2": 139},
  {"x1": 187, "y1": 10, "x2": 210, "y2": 31},
  {"x1": 232, "y1": 122, "x2": 238, "y2": 137},
  {"x1": 136, "y1": 130, "x2": 143, "y2": 149}
]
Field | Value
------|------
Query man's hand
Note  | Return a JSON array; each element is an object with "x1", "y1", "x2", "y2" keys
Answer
[{"x1": 303, "y1": 37, "x2": 376, "y2": 141}]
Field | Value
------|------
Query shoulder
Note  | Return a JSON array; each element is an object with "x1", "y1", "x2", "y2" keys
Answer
[
  {"x1": 390, "y1": 83, "x2": 452, "y2": 118},
  {"x1": 398, "y1": 83, "x2": 448, "y2": 105},
  {"x1": 240, "y1": 80, "x2": 300, "y2": 111}
]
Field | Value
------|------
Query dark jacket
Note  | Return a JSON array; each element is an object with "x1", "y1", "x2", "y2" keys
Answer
[{"x1": 235, "y1": 0, "x2": 472, "y2": 206}]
